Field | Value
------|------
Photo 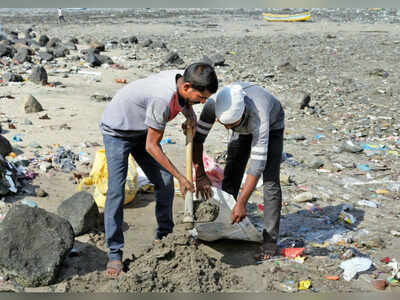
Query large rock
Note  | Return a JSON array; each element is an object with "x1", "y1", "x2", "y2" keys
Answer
[
  {"x1": 38, "y1": 35, "x2": 49, "y2": 47},
  {"x1": 38, "y1": 51, "x2": 54, "y2": 61},
  {"x1": 87, "y1": 52, "x2": 102, "y2": 67},
  {"x1": 52, "y1": 47, "x2": 69, "y2": 58},
  {"x1": 97, "y1": 54, "x2": 114, "y2": 65},
  {"x1": 46, "y1": 37, "x2": 62, "y2": 48},
  {"x1": 0, "y1": 44, "x2": 12, "y2": 57},
  {"x1": 64, "y1": 42, "x2": 77, "y2": 51},
  {"x1": 3, "y1": 72, "x2": 24, "y2": 83},
  {"x1": 57, "y1": 191, "x2": 101, "y2": 236},
  {"x1": 30, "y1": 65, "x2": 48, "y2": 85},
  {"x1": 0, "y1": 135, "x2": 12, "y2": 157},
  {"x1": 165, "y1": 51, "x2": 184, "y2": 65},
  {"x1": 14, "y1": 51, "x2": 31, "y2": 64},
  {"x1": 0, "y1": 205, "x2": 74, "y2": 287},
  {"x1": 23, "y1": 94, "x2": 43, "y2": 113}
]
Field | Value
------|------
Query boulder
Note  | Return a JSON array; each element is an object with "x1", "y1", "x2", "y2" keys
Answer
[
  {"x1": 14, "y1": 51, "x2": 31, "y2": 64},
  {"x1": 46, "y1": 37, "x2": 62, "y2": 48},
  {"x1": 52, "y1": 47, "x2": 69, "y2": 58},
  {"x1": 64, "y1": 42, "x2": 77, "y2": 51},
  {"x1": 97, "y1": 54, "x2": 114, "y2": 65},
  {"x1": 165, "y1": 51, "x2": 184, "y2": 65},
  {"x1": 0, "y1": 205, "x2": 74, "y2": 287},
  {"x1": 3, "y1": 72, "x2": 24, "y2": 83},
  {"x1": 38, "y1": 35, "x2": 49, "y2": 47},
  {"x1": 142, "y1": 38, "x2": 153, "y2": 47},
  {"x1": 0, "y1": 44, "x2": 12, "y2": 57},
  {"x1": 68, "y1": 37, "x2": 79, "y2": 44},
  {"x1": 38, "y1": 51, "x2": 54, "y2": 61},
  {"x1": 129, "y1": 35, "x2": 138, "y2": 44},
  {"x1": 0, "y1": 135, "x2": 12, "y2": 157},
  {"x1": 30, "y1": 65, "x2": 48, "y2": 85},
  {"x1": 23, "y1": 94, "x2": 43, "y2": 113},
  {"x1": 57, "y1": 191, "x2": 102, "y2": 236},
  {"x1": 87, "y1": 52, "x2": 102, "y2": 67}
]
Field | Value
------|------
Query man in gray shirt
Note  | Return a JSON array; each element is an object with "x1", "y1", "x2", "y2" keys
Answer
[
  {"x1": 193, "y1": 83, "x2": 285, "y2": 261},
  {"x1": 100, "y1": 62, "x2": 218, "y2": 276}
]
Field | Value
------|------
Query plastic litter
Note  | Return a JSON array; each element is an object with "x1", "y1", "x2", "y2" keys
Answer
[
  {"x1": 381, "y1": 257, "x2": 390, "y2": 264},
  {"x1": 358, "y1": 164, "x2": 371, "y2": 171},
  {"x1": 11, "y1": 134, "x2": 23, "y2": 142},
  {"x1": 357, "y1": 199, "x2": 378, "y2": 208},
  {"x1": 390, "y1": 230, "x2": 400, "y2": 237},
  {"x1": 338, "y1": 212, "x2": 356, "y2": 225},
  {"x1": 281, "y1": 248, "x2": 305, "y2": 258},
  {"x1": 195, "y1": 152, "x2": 224, "y2": 189},
  {"x1": 388, "y1": 259, "x2": 400, "y2": 279},
  {"x1": 298, "y1": 280, "x2": 311, "y2": 290},
  {"x1": 278, "y1": 280, "x2": 298, "y2": 293},
  {"x1": 361, "y1": 143, "x2": 387, "y2": 151},
  {"x1": 293, "y1": 192, "x2": 314, "y2": 203},
  {"x1": 52, "y1": 146, "x2": 79, "y2": 172},
  {"x1": 323, "y1": 275, "x2": 339, "y2": 280},
  {"x1": 21, "y1": 199, "x2": 37, "y2": 208},
  {"x1": 78, "y1": 149, "x2": 138, "y2": 208},
  {"x1": 340, "y1": 257, "x2": 372, "y2": 281},
  {"x1": 115, "y1": 78, "x2": 128, "y2": 84},
  {"x1": 160, "y1": 138, "x2": 175, "y2": 145},
  {"x1": 375, "y1": 189, "x2": 389, "y2": 195},
  {"x1": 314, "y1": 134, "x2": 325, "y2": 140}
]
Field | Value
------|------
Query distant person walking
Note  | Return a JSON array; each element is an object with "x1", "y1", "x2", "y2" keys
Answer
[{"x1": 57, "y1": 8, "x2": 66, "y2": 24}]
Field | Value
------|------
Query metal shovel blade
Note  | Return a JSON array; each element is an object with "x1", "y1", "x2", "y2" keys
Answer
[{"x1": 192, "y1": 187, "x2": 263, "y2": 242}]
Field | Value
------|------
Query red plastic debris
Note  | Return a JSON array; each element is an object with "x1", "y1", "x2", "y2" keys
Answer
[
  {"x1": 281, "y1": 248, "x2": 305, "y2": 258},
  {"x1": 380, "y1": 257, "x2": 390, "y2": 264},
  {"x1": 258, "y1": 204, "x2": 264, "y2": 211}
]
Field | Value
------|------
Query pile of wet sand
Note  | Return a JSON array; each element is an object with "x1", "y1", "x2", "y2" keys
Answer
[{"x1": 66, "y1": 232, "x2": 244, "y2": 293}]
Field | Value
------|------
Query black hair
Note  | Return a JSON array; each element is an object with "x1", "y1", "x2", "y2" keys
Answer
[{"x1": 183, "y1": 62, "x2": 218, "y2": 94}]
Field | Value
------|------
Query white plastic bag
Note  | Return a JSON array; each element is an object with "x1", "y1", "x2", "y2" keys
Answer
[{"x1": 340, "y1": 257, "x2": 372, "y2": 281}]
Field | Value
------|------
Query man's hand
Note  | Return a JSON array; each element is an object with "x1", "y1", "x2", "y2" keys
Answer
[
  {"x1": 230, "y1": 202, "x2": 247, "y2": 224},
  {"x1": 181, "y1": 119, "x2": 196, "y2": 136},
  {"x1": 196, "y1": 174, "x2": 213, "y2": 200},
  {"x1": 181, "y1": 105, "x2": 197, "y2": 134},
  {"x1": 178, "y1": 175, "x2": 194, "y2": 197}
]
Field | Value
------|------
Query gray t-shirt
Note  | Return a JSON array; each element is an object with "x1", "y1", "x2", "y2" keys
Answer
[
  {"x1": 100, "y1": 70, "x2": 188, "y2": 137},
  {"x1": 194, "y1": 82, "x2": 285, "y2": 177}
]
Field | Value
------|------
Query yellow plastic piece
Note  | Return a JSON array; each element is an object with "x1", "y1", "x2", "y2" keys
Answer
[
  {"x1": 376, "y1": 189, "x2": 389, "y2": 195},
  {"x1": 78, "y1": 149, "x2": 138, "y2": 208},
  {"x1": 263, "y1": 12, "x2": 311, "y2": 22},
  {"x1": 298, "y1": 280, "x2": 311, "y2": 290}
]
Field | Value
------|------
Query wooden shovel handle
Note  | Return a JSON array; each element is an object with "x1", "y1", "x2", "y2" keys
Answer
[{"x1": 186, "y1": 126, "x2": 193, "y2": 184}]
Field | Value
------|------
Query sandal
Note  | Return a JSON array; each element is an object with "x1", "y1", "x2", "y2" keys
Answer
[
  {"x1": 254, "y1": 242, "x2": 279, "y2": 261},
  {"x1": 106, "y1": 260, "x2": 123, "y2": 277}
]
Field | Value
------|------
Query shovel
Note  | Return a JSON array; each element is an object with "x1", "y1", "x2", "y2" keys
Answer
[{"x1": 183, "y1": 126, "x2": 194, "y2": 228}]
